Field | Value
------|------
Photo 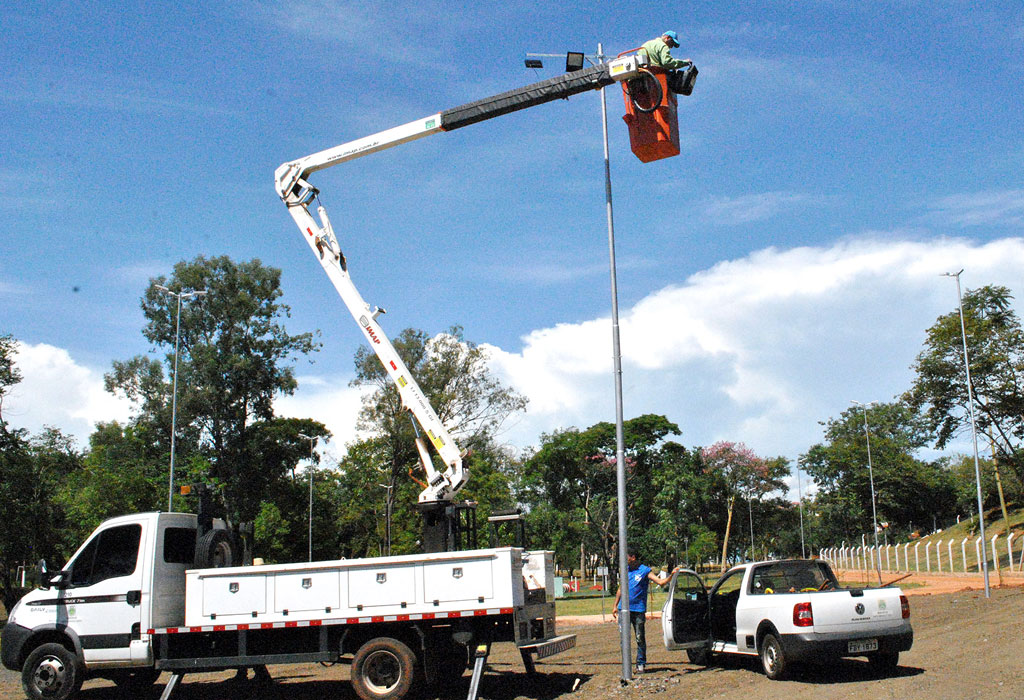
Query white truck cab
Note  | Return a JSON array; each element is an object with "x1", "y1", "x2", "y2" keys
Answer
[{"x1": 662, "y1": 559, "x2": 913, "y2": 679}]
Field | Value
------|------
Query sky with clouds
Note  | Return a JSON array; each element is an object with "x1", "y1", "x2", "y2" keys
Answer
[{"x1": 2, "y1": 2, "x2": 1023, "y2": 487}]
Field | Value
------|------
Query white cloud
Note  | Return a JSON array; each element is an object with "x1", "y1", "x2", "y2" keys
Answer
[
  {"x1": 4, "y1": 342, "x2": 133, "y2": 447},
  {"x1": 926, "y1": 189, "x2": 1024, "y2": 227},
  {"x1": 484, "y1": 236, "x2": 1024, "y2": 464},
  {"x1": 700, "y1": 191, "x2": 818, "y2": 225}
]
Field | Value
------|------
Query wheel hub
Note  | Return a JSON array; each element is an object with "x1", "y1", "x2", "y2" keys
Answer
[
  {"x1": 363, "y1": 650, "x2": 402, "y2": 693},
  {"x1": 33, "y1": 657, "x2": 67, "y2": 694}
]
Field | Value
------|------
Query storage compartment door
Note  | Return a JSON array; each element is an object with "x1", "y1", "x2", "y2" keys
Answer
[
  {"x1": 348, "y1": 565, "x2": 417, "y2": 609},
  {"x1": 274, "y1": 570, "x2": 341, "y2": 614},
  {"x1": 423, "y1": 558, "x2": 495, "y2": 605}
]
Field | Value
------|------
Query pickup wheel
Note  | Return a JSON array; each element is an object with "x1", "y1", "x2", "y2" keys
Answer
[
  {"x1": 686, "y1": 646, "x2": 711, "y2": 666},
  {"x1": 759, "y1": 633, "x2": 788, "y2": 680},
  {"x1": 352, "y1": 637, "x2": 417, "y2": 700},
  {"x1": 22, "y1": 643, "x2": 83, "y2": 700}
]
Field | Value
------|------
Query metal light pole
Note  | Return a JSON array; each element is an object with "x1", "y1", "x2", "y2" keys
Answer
[
  {"x1": 942, "y1": 269, "x2": 990, "y2": 597},
  {"x1": 378, "y1": 483, "x2": 393, "y2": 557},
  {"x1": 796, "y1": 465, "x2": 806, "y2": 559},
  {"x1": 524, "y1": 44, "x2": 632, "y2": 681},
  {"x1": 851, "y1": 400, "x2": 883, "y2": 585},
  {"x1": 156, "y1": 285, "x2": 206, "y2": 512},
  {"x1": 298, "y1": 433, "x2": 317, "y2": 562},
  {"x1": 747, "y1": 489, "x2": 755, "y2": 561}
]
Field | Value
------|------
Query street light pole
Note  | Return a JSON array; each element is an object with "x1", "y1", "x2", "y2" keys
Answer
[
  {"x1": 851, "y1": 400, "x2": 883, "y2": 585},
  {"x1": 378, "y1": 483, "x2": 393, "y2": 557},
  {"x1": 298, "y1": 432, "x2": 317, "y2": 562},
  {"x1": 796, "y1": 465, "x2": 806, "y2": 559},
  {"x1": 942, "y1": 269, "x2": 990, "y2": 597},
  {"x1": 156, "y1": 285, "x2": 206, "y2": 512},
  {"x1": 524, "y1": 43, "x2": 632, "y2": 681}
]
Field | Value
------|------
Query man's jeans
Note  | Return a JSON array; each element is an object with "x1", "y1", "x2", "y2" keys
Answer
[{"x1": 629, "y1": 611, "x2": 647, "y2": 666}]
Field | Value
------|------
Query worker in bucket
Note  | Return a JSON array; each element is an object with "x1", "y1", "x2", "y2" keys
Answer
[
  {"x1": 640, "y1": 31, "x2": 697, "y2": 95},
  {"x1": 641, "y1": 31, "x2": 691, "y2": 70},
  {"x1": 612, "y1": 551, "x2": 679, "y2": 674}
]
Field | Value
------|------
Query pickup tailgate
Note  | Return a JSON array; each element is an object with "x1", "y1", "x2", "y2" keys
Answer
[{"x1": 811, "y1": 588, "x2": 906, "y2": 634}]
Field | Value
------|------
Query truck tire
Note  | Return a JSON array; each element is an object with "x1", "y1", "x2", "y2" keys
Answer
[
  {"x1": 759, "y1": 633, "x2": 788, "y2": 680},
  {"x1": 351, "y1": 637, "x2": 417, "y2": 700},
  {"x1": 194, "y1": 529, "x2": 238, "y2": 568},
  {"x1": 22, "y1": 643, "x2": 83, "y2": 700},
  {"x1": 686, "y1": 646, "x2": 711, "y2": 666}
]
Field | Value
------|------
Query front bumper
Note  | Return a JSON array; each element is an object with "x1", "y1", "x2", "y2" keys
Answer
[
  {"x1": 1, "y1": 622, "x2": 32, "y2": 671},
  {"x1": 780, "y1": 623, "x2": 913, "y2": 661}
]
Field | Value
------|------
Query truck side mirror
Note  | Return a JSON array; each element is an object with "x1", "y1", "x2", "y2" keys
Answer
[{"x1": 37, "y1": 559, "x2": 52, "y2": 589}]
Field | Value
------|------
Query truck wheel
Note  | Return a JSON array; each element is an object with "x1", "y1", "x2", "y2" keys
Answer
[
  {"x1": 194, "y1": 529, "x2": 238, "y2": 568},
  {"x1": 352, "y1": 637, "x2": 417, "y2": 700},
  {"x1": 686, "y1": 646, "x2": 711, "y2": 666},
  {"x1": 22, "y1": 643, "x2": 83, "y2": 700},
  {"x1": 759, "y1": 633, "x2": 788, "y2": 680}
]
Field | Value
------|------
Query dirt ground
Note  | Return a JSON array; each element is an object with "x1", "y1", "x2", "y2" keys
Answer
[{"x1": 2, "y1": 578, "x2": 1022, "y2": 700}]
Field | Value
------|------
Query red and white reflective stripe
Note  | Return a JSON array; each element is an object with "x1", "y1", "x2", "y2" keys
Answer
[{"x1": 148, "y1": 607, "x2": 513, "y2": 635}]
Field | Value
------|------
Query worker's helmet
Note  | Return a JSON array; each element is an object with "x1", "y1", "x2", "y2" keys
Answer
[{"x1": 663, "y1": 30, "x2": 680, "y2": 47}]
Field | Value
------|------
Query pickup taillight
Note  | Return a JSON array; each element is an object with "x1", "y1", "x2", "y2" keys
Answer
[
  {"x1": 793, "y1": 601, "x2": 813, "y2": 627},
  {"x1": 900, "y1": 595, "x2": 910, "y2": 619}
]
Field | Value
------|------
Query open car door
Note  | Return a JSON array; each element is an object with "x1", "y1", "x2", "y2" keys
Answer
[{"x1": 662, "y1": 569, "x2": 710, "y2": 651}]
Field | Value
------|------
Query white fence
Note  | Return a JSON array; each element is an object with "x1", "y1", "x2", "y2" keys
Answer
[{"x1": 820, "y1": 532, "x2": 1024, "y2": 575}]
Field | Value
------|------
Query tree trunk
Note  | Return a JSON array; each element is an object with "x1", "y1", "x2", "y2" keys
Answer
[{"x1": 720, "y1": 494, "x2": 735, "y2": 574}]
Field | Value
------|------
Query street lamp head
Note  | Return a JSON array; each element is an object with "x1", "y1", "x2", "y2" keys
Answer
[{"x1": 940, "y1": 269, "x2": 964, "y2": 278}]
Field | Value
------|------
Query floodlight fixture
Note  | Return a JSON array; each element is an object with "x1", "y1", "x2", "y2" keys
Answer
[
  {"x1": 565, "y1": 52, "x2": 585, "y2": 72},
  {"x1": 524, "y1": 58, "x2": 543, "y2": 69}
]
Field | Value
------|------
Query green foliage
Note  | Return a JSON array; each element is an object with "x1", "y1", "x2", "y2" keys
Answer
[
  {"x1": 0, "y1": 334, "x2": 23, "y2": 427},
  {"x1": 106, "y1": 256, "x2": 321, "y2": 522},
  {"x1": 907, "y1": 284, "x2": 1024, "y2": 484},
  {"x1": 801, "y1": 402, "x2": 957, "y2": 541}
]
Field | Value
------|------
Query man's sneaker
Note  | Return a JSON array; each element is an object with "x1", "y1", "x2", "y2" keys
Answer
[{"x1": 636, "y1": 664, "x2": 645, "y2": 674}]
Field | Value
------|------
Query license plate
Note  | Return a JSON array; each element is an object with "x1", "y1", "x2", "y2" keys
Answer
[{"x1": 848, "y1": 638, "x2": 878, "y2": 653}]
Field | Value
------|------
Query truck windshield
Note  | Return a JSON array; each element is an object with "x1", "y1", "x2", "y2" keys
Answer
[{"x1": 749, "y1": 561, "x2": 838, "y2": 594}]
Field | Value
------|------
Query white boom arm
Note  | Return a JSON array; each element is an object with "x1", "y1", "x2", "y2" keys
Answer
[{"x1": 276, "y1": 114, "x2": 463, "y2": 504}]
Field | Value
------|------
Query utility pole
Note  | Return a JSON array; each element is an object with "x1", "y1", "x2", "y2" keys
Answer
[
  {"x1": 941, "y1": 269, "x2": 990, "y2": 597},
  {"x1": 851, "y1": 400, "x2": 883, "y2": 586},
  {"x1": 155, "y1": 285, "x2": 206, "y2": 512},
  {"x1": 298, "y1": 432, "x2": 317, "y2": 562}
]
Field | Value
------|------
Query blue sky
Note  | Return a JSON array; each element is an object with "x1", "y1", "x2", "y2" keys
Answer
[{"x1": 3, "y1": 2, "x2": 1023, "y2": 480}]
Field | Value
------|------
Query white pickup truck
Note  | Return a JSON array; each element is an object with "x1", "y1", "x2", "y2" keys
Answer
[{"x1": 661, "y1": 559, "x2": 913, "y2": 679}]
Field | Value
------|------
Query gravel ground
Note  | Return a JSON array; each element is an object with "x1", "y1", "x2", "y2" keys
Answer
[{"x1": 2, "y1": 582, "x2": 1022, "y2": 700}]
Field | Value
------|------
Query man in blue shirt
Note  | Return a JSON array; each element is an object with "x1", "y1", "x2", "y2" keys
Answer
[{"x1": 612, "y1": 551, "x2": 678, "y2": 673}]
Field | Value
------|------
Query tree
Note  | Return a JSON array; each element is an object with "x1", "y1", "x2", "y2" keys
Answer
[
  {"x1": 701, "y1": 441, "x2": 783, "y2": 571},
  {"x1": 0, "y1": 334, "x2": 21, "y2": 427},
  {"x1": 105, "y1": 256, "x2": 321, "y2": 523},
  {"x1": 906, "y1": 284, "x2": 1024, "y2": 486},
  {"x1": 520, "y1": 415, "x2": 682, "y2": 579},
  {"x1": 801, "y1": 402, "x2": 957, "y2": 542},
  {"x1": 349, "y1": 326, "x2": 525, "y2": 550}
]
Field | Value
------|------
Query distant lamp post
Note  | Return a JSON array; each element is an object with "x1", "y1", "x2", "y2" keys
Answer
[
  {"x1": 155, "y1": 285, "x2": 206, "y2": 512},
  {"x1": 796, "y1": 465, "x2": 806, "y2": 559},
  {"x1": 378, "y1": 483, "x2": 394, "y2": 557},
  {"x1": 851, "y1": 400, "x2": 883, "y2": 585},
  {"x1": 298, "y1": 432, "x2": 317, "y2": 562},
  {"x1": 941, "y1": 269, "x2": 990, "y2": 597}
]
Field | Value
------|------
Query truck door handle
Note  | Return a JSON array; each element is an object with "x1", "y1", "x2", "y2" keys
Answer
[{"x1": 126, "y1": 590, "x2": 142, "y2": 606}]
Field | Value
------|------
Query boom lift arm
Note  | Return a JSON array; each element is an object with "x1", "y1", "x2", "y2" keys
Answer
[{"x1": 275, "y1": 61, "x2": 640, "y2": 508}]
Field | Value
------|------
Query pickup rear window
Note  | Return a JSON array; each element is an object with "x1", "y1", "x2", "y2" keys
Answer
[{"x1": 749, "y1": 561, "x2": 838, "y2": 594}]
